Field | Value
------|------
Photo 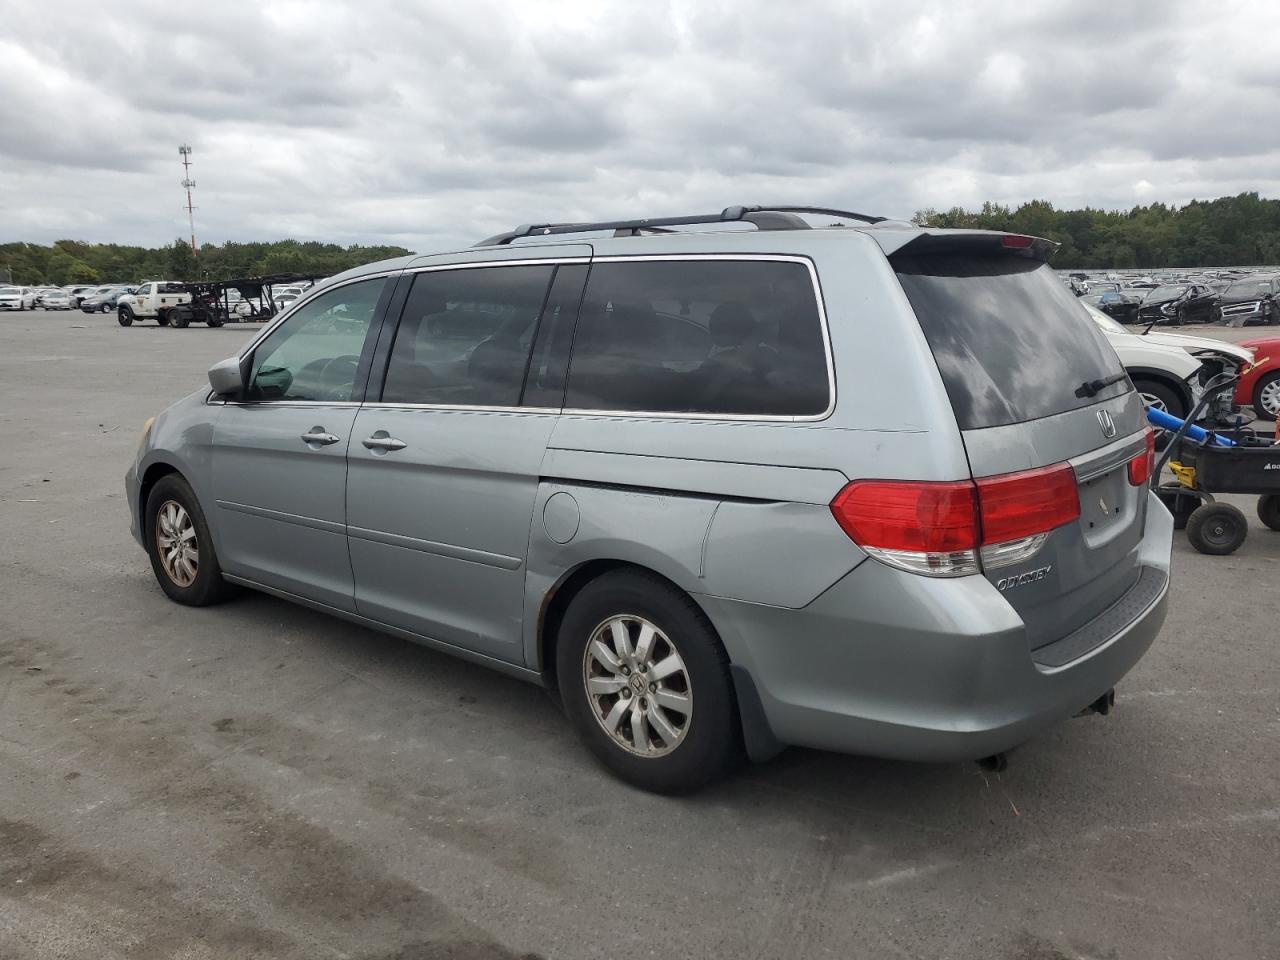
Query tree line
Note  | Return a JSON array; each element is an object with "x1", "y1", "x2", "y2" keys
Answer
[
  {"x1": 0, "y1": 238, "x2": 414, "y2": 286},
  {"x1": 912, "y1": 192, "x2": 1280, "y2": 269},
  {"x1": 5, "y1": 191, "x2": 1280, "y2": 282}
]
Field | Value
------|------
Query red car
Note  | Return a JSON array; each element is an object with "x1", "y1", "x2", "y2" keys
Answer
[{"x1": 1237, "y1": 335, "x2": 1280, "y2": 421}]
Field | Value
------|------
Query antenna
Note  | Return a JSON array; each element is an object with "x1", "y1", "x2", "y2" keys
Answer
[{"x1": 178, "y1": 144, "x2": 197, "y2": 254}]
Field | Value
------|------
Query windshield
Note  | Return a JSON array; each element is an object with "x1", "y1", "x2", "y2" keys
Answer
[
  {"x1": 894, "y1": 255, "x2": 1130, "y2": 429},
  {"x1": 1146, "y1": 285, "x2": 1185, "y2": 301},
  {"x1": 0, "y1": 287, "x2": 19, "y2": 295},
  {"x1": 1225, "y1": 280, "x2": 1272, "y2": 297}
]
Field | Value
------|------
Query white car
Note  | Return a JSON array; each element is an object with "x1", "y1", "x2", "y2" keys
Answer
[
  {"x1": 0, "y1": 286, "x2": 38, "y2": 310},
  {"x1": 1085, "y1": 304, "x2": 1251, "y2": 421}
]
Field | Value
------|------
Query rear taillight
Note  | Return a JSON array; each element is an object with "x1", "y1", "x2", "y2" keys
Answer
[
  {"x1": 1001, "y1": 234, "x2": 1034, "y2": 249},
  {"x1": 975, "y1": 463, "x2": 1080, "y2": 544},
  {"x1": 1128, "y1": 428, "x2": 1156, "y2": 486},
  {"x1": 831, "y1": 463, "x2": 1080, "y2": 578}
]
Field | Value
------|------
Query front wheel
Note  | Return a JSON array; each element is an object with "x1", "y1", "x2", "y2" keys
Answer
[
  {"x1": 556, "y1": 570, "x2": 741, "y2": 794},
  {"x1": 145, "y1": 474, "x2": 235, "y2": 606},
  {"x1": 117, "y1": 307, "x2": 134, "y2": 327},
  {"x1": 1133, "y1": 378, "x2": 1186, "y2": 420},
  {"x1": 1186, "y1": 502, "x2": 1248, "y2": 556},
  {"x1": 1252, "y1": 372, "x2": 1280, "y2": 422}
]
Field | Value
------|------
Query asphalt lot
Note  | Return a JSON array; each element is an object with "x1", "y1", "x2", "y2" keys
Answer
[{"x1": 1, "y1": 309, "x2": 1278, "y2": 960}]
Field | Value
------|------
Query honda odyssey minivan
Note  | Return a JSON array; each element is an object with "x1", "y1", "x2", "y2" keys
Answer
[{"x1": 126, "y1": 206, "x2": 1173, "y2": 793}]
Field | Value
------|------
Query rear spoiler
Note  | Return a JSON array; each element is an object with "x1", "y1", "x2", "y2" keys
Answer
[{"x1": 861, "y1": 227, "x2": 1059, "y2": 263}]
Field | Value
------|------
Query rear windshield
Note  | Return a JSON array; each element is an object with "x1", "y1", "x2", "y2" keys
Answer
[{"x1": 894, "y1": 254, "x2": 1129, "y2": 430}]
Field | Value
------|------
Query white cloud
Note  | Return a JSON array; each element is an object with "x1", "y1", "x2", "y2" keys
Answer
[{"x1": 2, "y1": 0, "x2": 1279, "y2": 251}]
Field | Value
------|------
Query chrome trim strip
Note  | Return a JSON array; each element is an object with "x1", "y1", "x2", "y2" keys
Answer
[
  {"x1": 220, "y1": 574, "x2": 540, "y2": 681},
  {"x1": 359, "y1": 402, "x2": 545, "y2": 414},
  {"x1": 219, "y1": 400, "x2": 362, "y2": 409},
  {"x1": 406, "y1": 257, "x2": 590, "y2": 274},
  {"x1": 1071, "y1": 429, "x2": 1149, "y2": 482},
  {"x1": 214, "y1": 499, "x2": 346, "y2": 536},
  {"x1": 346, "y1": 525, "x2": 523, "y2": 570},
  {"x1": 226, "y1": 254, "x2": 836, "y2": 424}
]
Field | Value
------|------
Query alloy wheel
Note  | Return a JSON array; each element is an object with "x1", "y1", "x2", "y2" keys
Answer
[
  {"x1": 582, "y1": 614, "x2": 692, "y2": 757},
  {"x1": 1259, "y1": 378, "x2": 1280, "y2": 417},
  {"x1": 1140, "y1": 392, "x2": 1168, "y2": 413},
  {"x1": 155, "y1": 500, "x2": 198, "y2": 587}
]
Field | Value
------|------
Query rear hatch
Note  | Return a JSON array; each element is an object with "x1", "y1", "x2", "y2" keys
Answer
[{"x1": 892, "y1": 239, "x2": 1152, "y2": 651}]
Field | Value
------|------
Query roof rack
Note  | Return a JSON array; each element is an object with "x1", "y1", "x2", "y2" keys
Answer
[{"x1": 474, "y1": 205, "x2": 888, "y2": 246}]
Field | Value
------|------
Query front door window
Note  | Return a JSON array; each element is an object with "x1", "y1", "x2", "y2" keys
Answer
[{"x1": 246, "y1": 278, "x2": 386, "y2": 402}]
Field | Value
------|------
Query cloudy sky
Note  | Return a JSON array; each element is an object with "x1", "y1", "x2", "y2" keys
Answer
[{"x1": 3, "y1": 0, "x2": 1279, "y2": 252}]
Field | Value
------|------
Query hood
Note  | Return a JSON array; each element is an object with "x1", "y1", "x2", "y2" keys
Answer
[
  {"x1": 1103, "y1": 330, "x2": 1202, "y2": 380},
  {"x1": 1142, "y1": 329, "x2": 1253, "y2": 362}
]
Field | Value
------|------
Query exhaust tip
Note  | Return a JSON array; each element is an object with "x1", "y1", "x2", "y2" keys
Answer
[
  {"x1": 976, "y1": 753, "x2": 1008, "y2": 772},
  {"x1": 1076, "y1": 688, "x2": 1117, "y2": 717}
]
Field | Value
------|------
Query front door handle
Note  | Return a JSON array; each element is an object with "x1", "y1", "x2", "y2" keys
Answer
[
  {"x1": 362, "y1": 433, "x2": 407, "y2": 452},
  {"x1": 300, "y1": 427, "x2": 341, "y2": 446}
]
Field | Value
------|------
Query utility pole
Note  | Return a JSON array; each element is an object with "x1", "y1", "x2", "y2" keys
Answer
[{"x1": 178, "y1": 144, "x2": 197, "y2": 254}]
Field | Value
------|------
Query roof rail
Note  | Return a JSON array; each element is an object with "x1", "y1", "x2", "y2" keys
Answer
[{"x1": 474, "y1": 204, "x2": 886, "y2": 246}]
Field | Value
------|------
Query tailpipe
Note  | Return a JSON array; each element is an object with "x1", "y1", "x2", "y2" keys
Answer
[{"x1": 1076, "y1": 688, "x2": 1116, "y2": 717}]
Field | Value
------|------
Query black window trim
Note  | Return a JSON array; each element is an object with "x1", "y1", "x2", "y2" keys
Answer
[
  {"x1": 363, "y1": 256, "x2": 591, "y2": 414},
  {"x1": 560, "y1": 254, "x2": 836, "y2": 423}
]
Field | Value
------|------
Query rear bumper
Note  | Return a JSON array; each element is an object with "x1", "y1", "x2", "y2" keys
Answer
[{"x1": 699, "y1": 490, "x2": 1173, "y2": 762}]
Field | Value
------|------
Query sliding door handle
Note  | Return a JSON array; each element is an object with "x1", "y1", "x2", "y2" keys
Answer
[{"x1": 362, "y1": 434, "x2": 407, "y2": 452}]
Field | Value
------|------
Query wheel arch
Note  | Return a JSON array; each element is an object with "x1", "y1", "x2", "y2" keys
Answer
[
  {"x1": 537, "y1": 559, "x2": 694, "y2": 688},
  {"x1": 534, "y1": 557, "x2": 783, "y2": 762},
  {"x1": 1127, "y1": 367, "x2": 1193, "y2": 415},
  {"x1": 138, "y1": 460, "x2": 183, "y2": 534}
]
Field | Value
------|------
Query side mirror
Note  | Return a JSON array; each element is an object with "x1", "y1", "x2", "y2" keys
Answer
[{"x1": 208, "y1": 356, "x2": 245, "y2": 397}]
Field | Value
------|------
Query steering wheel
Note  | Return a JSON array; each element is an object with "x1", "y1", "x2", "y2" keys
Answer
[{"x1": 317, "y1": 355, "x2": 360, "y2": 401}]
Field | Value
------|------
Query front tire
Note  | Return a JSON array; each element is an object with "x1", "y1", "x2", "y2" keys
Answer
[
  {"x1": 1186, "y1": 502, "x2": 1248, "y2": 556},
  {"x1": 1252, "y1": 372, "x2": 1280, "y2": 422},
  {"x1": 145, "y1": 474, "x2": 234, "y2": 606},
  {"x1": 556, "y1": 570, "x2": 740, "y2": 794},
  {"x1": 117, "y1": 306, "x2": 134, "y2": 327}
]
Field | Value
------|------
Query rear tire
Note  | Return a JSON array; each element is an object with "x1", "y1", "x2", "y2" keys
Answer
[
  {"x1": 555, "y1": 570, "x2": 741, "y2": 794},
  {"x1": 1257, "y1": 495, "x2": 1280, "y2": 532},
  {"x1": 144, "y1": 474, "x2": 235, "y2": 606},
  {"x1": 1186, "y1": 502, "x2": 1248, "y2": 556},
  {"x1": 100, "y1": 302, "x2": 112, "y2": 313}
]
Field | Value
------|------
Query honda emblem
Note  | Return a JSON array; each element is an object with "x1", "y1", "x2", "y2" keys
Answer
[{"x1": 1097, "y1": 409, "x2": 1117, "y2": 438}]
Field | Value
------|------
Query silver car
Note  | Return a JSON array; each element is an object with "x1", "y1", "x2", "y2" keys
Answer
[{"x1": 126, "y1": 206, "x2": 1172, "y2": 793}]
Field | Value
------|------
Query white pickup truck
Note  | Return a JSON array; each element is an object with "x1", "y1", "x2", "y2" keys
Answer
[{"x1": 116, "y1": 281, "x2": 191, "y2": 327}]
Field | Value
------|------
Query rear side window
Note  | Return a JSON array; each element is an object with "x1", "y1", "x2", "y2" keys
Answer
[
  {"x1": 381, "y1": 265, "x2": 555, "y2": 406},
  {"x1": 565, "y1": 259, "x2": 829, "y2": 416},
  {"x1": 894, "y1": 255, "x2": 1129, "y2": 430}
]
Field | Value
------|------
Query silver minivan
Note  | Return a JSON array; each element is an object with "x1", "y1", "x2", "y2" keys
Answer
[{"x1": 126, "y1": 206, "x2": 1172, "y2": 793}]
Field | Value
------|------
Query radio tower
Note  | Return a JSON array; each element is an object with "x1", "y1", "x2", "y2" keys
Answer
[{"x1": 178, "y1": 144, "x2": 197, "y2": 253}]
